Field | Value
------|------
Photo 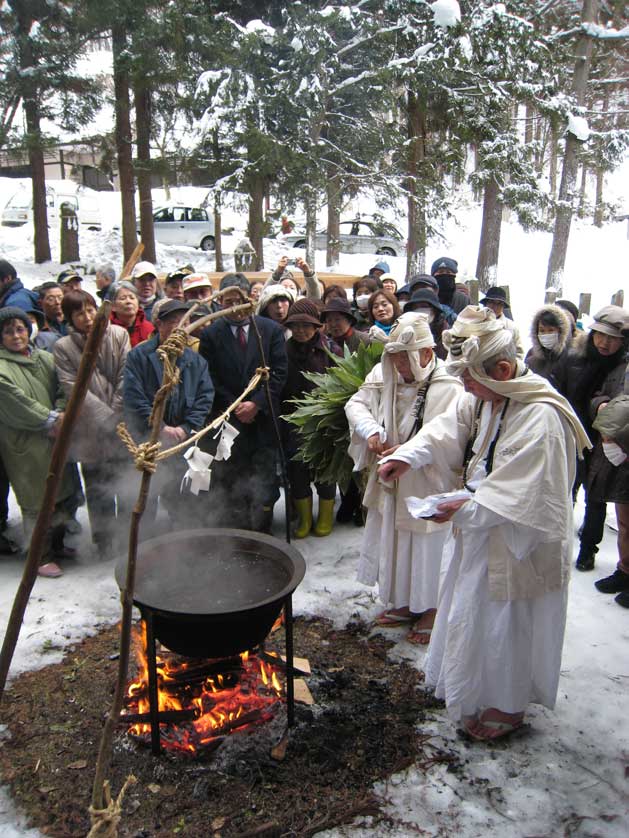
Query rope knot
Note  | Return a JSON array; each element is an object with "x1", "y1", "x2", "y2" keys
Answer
[
  {"x1": 116, "y1": 423, "x2": 161, "y2": 473},
  {"x1": 87, "y1": 776, "x2": 136, "y2": 838},
  {"x1": 255, "y1": 366, "x2": 271, "y2": 380}
]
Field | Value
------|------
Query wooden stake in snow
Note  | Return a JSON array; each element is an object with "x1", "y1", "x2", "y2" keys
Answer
[{"x1": 0, "y1": 302, "x2": 112, "y2": 702}]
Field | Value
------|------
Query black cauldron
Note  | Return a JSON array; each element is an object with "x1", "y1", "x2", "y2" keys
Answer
[{"x1": 115, "y1": 528, "x2": 306, "y2": 658}]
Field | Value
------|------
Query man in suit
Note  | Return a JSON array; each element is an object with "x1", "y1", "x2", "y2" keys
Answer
[{"x1": 199, "y1": 275, "x2": 288, "y2": 532}]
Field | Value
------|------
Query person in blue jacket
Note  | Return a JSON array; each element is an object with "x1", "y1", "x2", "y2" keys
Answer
[
  {"x1": 123, "y1": 300, "x2": 214, "y2": 530},
  {"x1": 0, "y1": 260, "x2": 39, "y2": 311}
]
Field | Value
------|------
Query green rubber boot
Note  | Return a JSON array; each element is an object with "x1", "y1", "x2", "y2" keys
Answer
[
  {"x1": 293, "y1": 497, "x2": 313, "y2": 539},
  {"x1": 313, "y1": 498, "x2": 335, "y2": 537}
]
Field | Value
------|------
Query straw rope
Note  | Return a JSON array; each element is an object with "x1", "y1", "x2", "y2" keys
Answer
[{"x1": 87, "y1": 775, "x2": 136, "y2": 838}]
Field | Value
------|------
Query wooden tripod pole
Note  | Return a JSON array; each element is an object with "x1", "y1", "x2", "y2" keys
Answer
[{"x1": 0, "y1": 302, "x2": 112, "y2": 702}]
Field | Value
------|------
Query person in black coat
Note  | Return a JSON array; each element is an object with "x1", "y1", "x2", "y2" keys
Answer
[
  {"x1": 199, "y1": 283, "x2": 288, "y2": 532},
  {"x1": 564, "y1": 306, "x2": 629, "y2": 571}
]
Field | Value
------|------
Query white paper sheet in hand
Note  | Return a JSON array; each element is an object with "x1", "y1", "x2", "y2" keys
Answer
[{"x1": 406, "y1": 490, "x2": 472, "y2": 519}]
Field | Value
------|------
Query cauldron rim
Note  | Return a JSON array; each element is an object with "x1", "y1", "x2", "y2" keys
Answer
[{"x1": 114, "y1": 527, "x2": 306, "y2": 618}]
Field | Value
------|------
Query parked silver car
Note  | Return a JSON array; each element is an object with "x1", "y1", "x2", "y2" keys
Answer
[
  {"x1": 150, "y1": 205, "x2": 215, "y2": 250},
  {"x1": 284, "y1": 218, "x2": 406, "y2": 257}
]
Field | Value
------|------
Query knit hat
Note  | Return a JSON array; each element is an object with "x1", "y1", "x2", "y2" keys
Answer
[
  {"x1": 555, "y1": 299, "x2": 579, "y2": 324},
  {"x1": 219, "y1": 272, "x2": 250, "y2": 293},
  {"x1": 379, "y1": 273, "x2": 397, "y2": 290},
  {"x1": 480, "y1": 286, "x2": 508, "y2": 305},
  {"x1": 590, "y1": 305, "x2": 629, "y2": 338},
  {"x1": 284, "y1": 298, "x2": 321, "y2": 327},
  {"x1": 430, "y1": 257, "x2": 458, "y2": 276},
  {"x1": 182, "y1": 273, "x2": 212, "y2": 292},
  {"x1": 409, "y1": 273, "x2": 438, "y2": 293},
  {"x1": 256, "y1": 284, "x2": 296, "y2": 316},
  {"x1": 320, "y1": 297, "x2": 356, "y2": 325},
  {"x1": 404, "y1": 289, "x2": 442, "y2": 315},
  {"x1": 0, "y1": 306, "x2": 32, "y2": 336},
  {"x1": 131, "y1": 261, "x2": 158, "y2": 279}
]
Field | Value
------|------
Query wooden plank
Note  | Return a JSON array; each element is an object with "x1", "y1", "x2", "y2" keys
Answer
[
  {"x1": 545, "y1": 289, "x2": 557, "y2": 304},
  {"x1": 468, "y1": 279, "x2": 479, "y2": 305},
  {"x1": 294, "y1": 679, "x2": 314, "y2": 705},
  {"x1": 611, "y1": 289, "x2": 624, "y2": 307},
  {"x1": 280, "y1": 655, "x2": 311, "y2": 675},
  {"x1": 579, "y1": 292, "x2": 591, "y2": 315}
]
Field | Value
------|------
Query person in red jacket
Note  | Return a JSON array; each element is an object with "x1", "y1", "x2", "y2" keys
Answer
[{"x1": 110, "y1": 281, "x2": 155, "y2": 347}]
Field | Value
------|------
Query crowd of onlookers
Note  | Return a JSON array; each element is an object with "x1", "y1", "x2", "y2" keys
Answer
[{"x1": 0, "y1": 253, "x2": 627, "y2": 609}]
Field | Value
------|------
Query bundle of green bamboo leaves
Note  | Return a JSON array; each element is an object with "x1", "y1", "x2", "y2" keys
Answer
[{"x1": 284, "y1": 341, "x2": 384, "y2": 492}]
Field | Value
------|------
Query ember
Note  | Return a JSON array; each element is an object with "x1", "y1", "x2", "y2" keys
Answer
[{"x1": 122, "y1": 624, "x2": 284, "y2": 755}]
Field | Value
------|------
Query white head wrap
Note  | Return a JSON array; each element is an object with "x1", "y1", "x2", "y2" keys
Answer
[
  {"x1": 443, "y1": 305, "x2": 514, "y2": 378},
  {"x1": 444, "y1": 306, "x2": 591, "y2": 456}
]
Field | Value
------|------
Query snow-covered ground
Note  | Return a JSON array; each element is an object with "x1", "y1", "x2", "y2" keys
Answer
[{"x1": 1, "y1": 175, "x2": 628, "y2": 836}]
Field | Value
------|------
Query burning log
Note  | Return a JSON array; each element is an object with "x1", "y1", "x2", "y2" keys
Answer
[{"x1": 118, "y1": 709, "x2": 198, "y2": 725}]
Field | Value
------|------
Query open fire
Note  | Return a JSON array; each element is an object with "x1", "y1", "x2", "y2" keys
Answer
[{"x1": 122, "y1": 624, "x2": 285, "y2": 755}]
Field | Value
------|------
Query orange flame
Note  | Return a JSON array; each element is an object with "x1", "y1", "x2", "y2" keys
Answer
[{"x1": 123, "y1": 624, "x2": 284, "y2": 754}]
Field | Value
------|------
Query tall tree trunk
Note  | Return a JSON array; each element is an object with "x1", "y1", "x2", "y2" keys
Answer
[
  {"x1": 134, "y1": 82, "x2": 156, "y2": 264},
  {"x1": 405, "y1": 90, "x2": 427, "y2": 280},
  {"x1": 593, "y1": 89, "x2": 609, "y2": 228},
  {"x1": 25, "y1": 101, "x2": 51, "y2": 264},
  {"x1": 305, "y1": 188, "x2": 317, "y2": 270},
  {"x1": 13, "y1": 2, "x2": 51, "y2": 263},
  {"x1": 214, "y1": 192, "x2": 223, "y2": 272},
  {"x1": 524, "y1": 103, "x2": 534, "y2": 146},
  {"x1": 475, "y1": 176, "x2": 502, "y2": 291},
  {"x1": 549, "y1": 120, "x2": 558, "y2": 201},
  {"x1": 326, "y1": 168, "x2": 341, "y2": 269},
  {"x1": 247, "y1": 174, "x2": 265, "y2": 270},
  {"x1": 593, "y1": 166, "x2": 604, "y2": 227},
  {"x1": 577, "y1": 164, "x2": 588, "y2": 218},
  {"x1": 112, "y1": 24, "x2": 137, "y2": 265},
  {"x1": 546, "y1": 0, "x2": 599, "y2": 292}
]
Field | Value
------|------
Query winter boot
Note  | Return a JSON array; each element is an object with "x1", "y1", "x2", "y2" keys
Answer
[
  {"x1": 575, "y1": 544, "x2": 597, "y2": 571},
  {"x1": 615, "y1": 590, "x2": 629, "y2": 608},
  {"x1": 293, "y1": 497, "x2": 313, "y2": 539},
  {"x1": 313, "y1": 498, "x2": 335, "y2": 537},
  {"x1": 595, "y1": 568, "x2": 629, "y2": 594}
]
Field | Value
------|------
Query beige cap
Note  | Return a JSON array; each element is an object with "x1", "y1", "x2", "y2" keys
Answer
[
  {"x1": 591, "y1": 305, "x2": 629, "y2": 338},
  {"x1": 182, "y1": 273, "x2": 212, "y2": 291}
]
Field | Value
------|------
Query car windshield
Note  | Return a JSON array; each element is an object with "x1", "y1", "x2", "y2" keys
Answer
[
  {"x1": 7, "y1": 191, "x2": 31, "y2": 209},
  {"x1": 365, "y1": 221, "x2": 402, "y2": 239}
]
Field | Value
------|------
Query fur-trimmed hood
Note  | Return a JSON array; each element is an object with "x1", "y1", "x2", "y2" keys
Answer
[{"x1": 529, "y1": 304, "x2": 573, "y2": 357}]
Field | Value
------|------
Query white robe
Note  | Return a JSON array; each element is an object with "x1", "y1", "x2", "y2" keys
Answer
[
  {"x1": 345, "y1": 360, "x2": 461, "y2": 612},
  {"x1": 388, "y1": 392, "x2": 577, "y2": 719}
]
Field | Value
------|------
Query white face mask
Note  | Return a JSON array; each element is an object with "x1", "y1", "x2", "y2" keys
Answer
[
  {"x1": 356, "y1": 294, "x2": 370, "y2": 309},
  {"x1": 29, "y1": 321, "x2": 39, "y2": 342},
  {"x1": 602, "y1": 441, "x2": 627, "y2": 467},
  {"x1": 538, "y1": 332, "x2": 559, "y2": 349}
]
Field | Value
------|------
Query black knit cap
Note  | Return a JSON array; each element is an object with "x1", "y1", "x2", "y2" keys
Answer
[
  {"x1": 219, "y1": 272, "x2": 250, "y2": 293},
  {"x1": 0, "y1": 306, "x2": 32, "y2": 335}
]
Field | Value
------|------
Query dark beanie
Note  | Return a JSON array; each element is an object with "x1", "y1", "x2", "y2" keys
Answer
[
  {"x1": 430, "y1": 256, "x2": 458, "y2": 276},
  {"x1": 0, "y1": 306, "x2": 32, "y2": 335},
  {"x1": 284, "y1": 298, "x2": 321, "y2": 327},
  {"x1": 220, "y1": 272, "x2": 250, "y2": 292},
  {"x1": 555, "y1": 299, "x2": 579, "y2": 324}
]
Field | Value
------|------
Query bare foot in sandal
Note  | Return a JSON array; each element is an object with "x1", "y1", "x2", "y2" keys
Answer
[
  {"x1": 407, "y1": 608, "x2": 436, "y2": 645},
  {"x1": 465, "y1": 708, "x2": 524, "y2": 741},
  {"x1": 374, "y1": 607, "x2": 415, "y2": 627}
]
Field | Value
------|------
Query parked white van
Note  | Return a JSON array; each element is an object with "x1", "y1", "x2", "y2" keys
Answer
[{"x1": 1, "y1": 180, "x2": 102, "y2": 229}]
